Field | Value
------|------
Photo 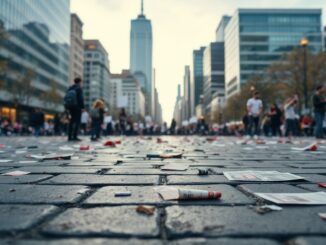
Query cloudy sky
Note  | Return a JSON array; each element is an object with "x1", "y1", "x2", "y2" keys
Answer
[{"x1": 71, "y1": 0, "x2": 326, "y2": 122}]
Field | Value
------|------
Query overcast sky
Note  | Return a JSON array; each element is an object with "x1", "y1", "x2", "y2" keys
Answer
[{"x1": 71, "y1": 0, "x2": 326, "y2": 123}]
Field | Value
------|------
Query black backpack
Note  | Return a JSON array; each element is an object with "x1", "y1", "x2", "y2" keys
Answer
[{"x1": 64, "y1": 88, "x2": 78, "y2": 109}]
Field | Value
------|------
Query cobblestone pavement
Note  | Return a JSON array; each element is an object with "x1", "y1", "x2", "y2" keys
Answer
[{"x1": 0, "y1": 136, "x2": 326, "y2": 244}]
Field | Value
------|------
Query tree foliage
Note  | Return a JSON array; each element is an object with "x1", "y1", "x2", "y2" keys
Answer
[
  {"x1": 224, "y1": 49, "x2": 326, "y2": 122},
  {"x1": 41, "y1": 79, "x2": 63, "y2": 109}
]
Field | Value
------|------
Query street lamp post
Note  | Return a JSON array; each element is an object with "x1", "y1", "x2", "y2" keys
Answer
[{"x1": 300, "y1": 37, "x2": 309, "y2": 112}]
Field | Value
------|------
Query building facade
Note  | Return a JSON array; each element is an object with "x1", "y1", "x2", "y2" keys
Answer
[
  {"x1": 0, "y1": 0, "x2": 70, "y2": 121},
  {"x1": 110, "y1": 70, "x2": 145, "y2": 118},
  {"x1": 130, "y1": 0, "x2": 153, "y2": 116},
  {"x1": 83, "y1": 40, "x2": 110, "y2": 109},
  {"x1": 203, "y1": 42, "x2": 225, "y2": 115},
  {"x1": 216, "y1": 15, "x2": 231, "y2": 42},
  {"x1": 225, "y1": 9, "x2": 323, "y2": 99},
  {"x1": 192, "y1": 47, "x2": 205, "y2": 110},
  {"x1": 70, "y1": 13, "x2": 84, "y2": 84},
  {"x1": 183, "y1": 65, "x2": 191, "y2": 120}
]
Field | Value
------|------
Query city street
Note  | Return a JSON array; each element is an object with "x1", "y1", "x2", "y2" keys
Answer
[{"x1": 0, "y1": 136, "x2": 326, "y2": 244}]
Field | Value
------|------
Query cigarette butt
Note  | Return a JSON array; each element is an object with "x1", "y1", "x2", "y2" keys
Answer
[{"x1": 136, "y1": 205, "x2": 155, "y2": 216}]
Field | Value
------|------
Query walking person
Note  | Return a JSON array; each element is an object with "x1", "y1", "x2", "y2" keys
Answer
[
  {"x1": 246, "y1": 91, "x2": 263, "y2": 139},
  {"x1": 90, "y1": 100, "x2": 104, "y2": 141},
  {"x1": 80, "y1": 110, "x2": 89, "y2": 135},
  {"x1": 104, "y1": 111, "x2": 113, "y2": 136},
  {"x1": 269, "y1": 103, "x2": 283, "y2": 137},
  {"x1": 30, "y1": 108, "x2": 44, "y2": 137},
  {"x1": 313, "y1": 85, "x2": 326, "y2": 139},
  {"x1": 119, "y1": 108, "x2": 127, "y2": 135},
  {"x1": 284, "y1": 95, "x2": 298, "y2": 141},
  {"x1": 64, "y1": 77, "x2": 84, "y2": 142}
]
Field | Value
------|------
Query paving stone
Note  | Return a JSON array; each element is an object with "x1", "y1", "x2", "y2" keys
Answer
[
  {"x1": 167, "y1": 175, "x2": 230, "y2": 185},
  {"x1": 0, "y1": 239, "x2": 163, "y2": 245},
  {"x1": 42, "y1": 206, "x2": 159, "y2": 237},
  {"x1": 15, "y1": 166, "x2": 101, "y2": 174},
  {"x1": 0, "y1": 205, "x2": 58, "y2": 233},
  {"x1": 0, "y1": 174, "x2": 53, "y2": 184},
  {"x1": 84, "y1": 184, "x2": 253, "y2": 205},
  {"x1": 0, "y1": 184, "x2": 89, "y2": 204},
  {"x1": 41, "y1": 174, "x2": 159, "y2": 185},
  {"x1": 287, "y1": 236, "x2": 326, "y2": 245},
  {"x1": 170, "y1": 238, "x2": 280, "y2": 245},
  {"x1": 299, "y1": 174, "x2": 326, "y2": 183},
  {"x1": 165, "y1": 206, "x2": 326, "y2": 238},
  {"x1": 296, "y1": 184, "x2": 326, "y2": 192},
  {"x1": 237, "y1": 184, "x2": 310, "y2": 196},
  {"x1": 106, "y1": 168, "x2": 200, "y2": 175}
]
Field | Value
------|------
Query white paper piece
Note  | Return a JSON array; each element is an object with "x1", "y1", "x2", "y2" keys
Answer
[
  {"x1": 223, "y1": 170, "x2": 304, "y2": 182},
  {"x1": 254, "y1": 192, "x2": 326, "y2": 205},
  {"x1": 154, "y1": 186, "x2": 222, "y2": 200},
  {"x1": 0, "y1": 159, "x2": 12, "y2": 163},
  {"x1": 29, "y1": 153, "x2": 73, "y2": 160},
  {"x1": 59, "y1": 146, "x2": 74, "y2": 151},
  {"x1": 1, "y1": 171, "x2": 30, "y2": 176},
  {"x1": 15, "y1": 150, "x2": 27, "y2": 154},
  {"x1": 260, "y1": 205, "x2": 283, "y2": 211},
  {"x1": 292, "y1": 143, "x2": 318, "y2": 151},
  {"x1": 117, "y1": 96, "x2": 128, "y2": 108},
  {"x1": 318, "y1": 213, "x2": 326, "y2": 220},
  {"x1": 18, "y1": 160, "x2": 38, "y2": 164},
  {"x1": 161, "y1": 163, "x2": 189, "y2": 171}
]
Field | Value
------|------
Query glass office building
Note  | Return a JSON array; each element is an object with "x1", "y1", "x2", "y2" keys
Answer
[
  {"x1": 203, "y1": 42, "x2": 225, "y2": 114},
  {"x1": 192, "y1": 47, "x2": 205, "y2": 108},
  {"x1": 225, "y1": 9, "x2": 323, "y2": 99},
  {"x1": 0, "y1": 0, "x2": 70, "y2": 119}
]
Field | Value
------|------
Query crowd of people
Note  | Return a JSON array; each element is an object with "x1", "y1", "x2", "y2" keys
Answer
[{"x1": 1, "y1": 78, "x2": 326, "y2": 140}]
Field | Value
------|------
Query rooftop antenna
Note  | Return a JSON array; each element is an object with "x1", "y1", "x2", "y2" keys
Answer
[{"x1": 141, "y1": 0, "x2": 144, "y2": 15}]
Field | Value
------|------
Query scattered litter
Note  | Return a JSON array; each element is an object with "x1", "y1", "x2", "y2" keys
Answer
[
  {"x1": 157, "y1": 138, "x2": 168, "y2": 143},
  {"x1": 161, "y1": 163, "x2": 189, "y2": 171},
  {"x1": 0, "y1": 159, "x2": 13, "y2": 163},
  {"x1": 318, "y1": 213, "x2": 326, "y2": 220},
  {"x1": 1, "y1": 170, "x2": 31, "y2": 176},
  {"x1": 18, "y1": 160, "x2": 38, "y2": 164},
  {"x1": 256, "y1": 139, "x2": 266, "y2": 145},
  {"x1": 80, "y1": 145, "x2": 90, "y2": 151},
  {"x1": 28, "y1": 153, "x2": 73, "y2": 160},
  {"x1": 159, "y1": 153, "x2": 183, "y2": 159},
  {"x1": 9, "y1": 188, "x2": 16, "y2": 192},
  {"x1": 223, "y1": 170, "x2": 304, "y2": 182},
  {"x1": 254, "y1": 192, "x2": 326, "y2": 205},
  {"x1": 77, "y1": 188, "x2": 90, "y2": 194},
  {"x1": 59, "y1": 146, "x2": 74, "y2": 151},
  {"x1": 154, "y1": 186, "x2": 222, "y2": 201},
  {"x1": 292, "y1": 143, "x2": 318, "y2": 152},
  {"x1": 27, "y1": 146, "x2": 38, "y2": 149},
  {"x1": 0, "y1": 144, "x2": 5, "y2": 149},
  {"x1": 15, "y1": 150, "x2": 27, "y2": 154},
  {"x1": 103, "y1": 141, "x2": 116, "y2": 147},
  {"x1": 114, "y1": 191, "x2": 132, "y2": 197},
  {"x1": 198, "y1": 169, "x2": 209, "y2": 175},
  {"x1": 136, "y1": 205, "x2": 155, "y2": 216},
  {"x1": 250, "y1": 205, "x2": 283, "y2": 214},
  {"x1": 318, "y1": 183, "x2": 326, "y2": 188}
]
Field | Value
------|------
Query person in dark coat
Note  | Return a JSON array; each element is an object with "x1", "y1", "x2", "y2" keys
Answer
[{"x1": 66, "y1": 77, "x2": 85, "y2": 141}]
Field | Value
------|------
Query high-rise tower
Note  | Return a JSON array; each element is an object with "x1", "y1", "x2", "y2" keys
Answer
[{"x1": 130, "y1": 0, "x2": 153, "y2": 116}]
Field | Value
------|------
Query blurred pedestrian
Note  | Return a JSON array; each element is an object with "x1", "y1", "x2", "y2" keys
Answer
[
  {"x1": 80, "y1": 110, "x2": 89, "y2": 135},
  {"x1": 246, "y1": 91, "x2": 263, "y2": 139},
  {"x1": 64, "y1": 77, "x2": 84, "y2": 142},
  {"x1": 119, "y1": 108, "x2": 127, "y2": 135},
  {"x1": 269, "y1": 103, "x2": 283, "y2": 137},
  {"x1": 30, "y1": 108, "x2": 44, "y2": 137},
  {"x1": 90, "y1": 99, "x2": 104, "y2": 141},
  {"x1": 284, "y1": 95, "x2": 298, "y2": 140},
  {"x1": 313, "y1": 85, "x2": 326, "y2": 139}
]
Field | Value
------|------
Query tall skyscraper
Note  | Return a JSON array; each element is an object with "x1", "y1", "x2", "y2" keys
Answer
[
  {"x1": 192, "y1": 47, "x2": 205, "y2": 109},
  {"x1": 183, "y1": 65, "x2": 191, "y2": 120},
  {"x1": 0, "y1": 0, "x2": 70, "y2": 120},
  {"x1": 70, "y1": 13, "x2": 84, "y2": 84},
  {"x1": 203, "y1": 42, "x2": 225, "y2": 115},
  {"x1": 225, "y1": 9, "x2": 323, "y2": 99},
  {"x1": 83, "y1": 40, "x2": 110, "y2": 109},
  {"x1": 216, "y1": 15, "x2": 231, "y2": 42},
  {"x1": 130, "y1": 0, "x2": 154, "y2": 115},
  {"x1": 130, "y1": 0, "x2": 153, "y2": 116}
]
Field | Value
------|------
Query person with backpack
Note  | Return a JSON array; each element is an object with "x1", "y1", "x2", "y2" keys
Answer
[
  {"x1": 64, "y1": 77, "x2": 84, "y2": 141},
  {"x1": 90, "y1": 99, "x2": 104, "y2": 141}
]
